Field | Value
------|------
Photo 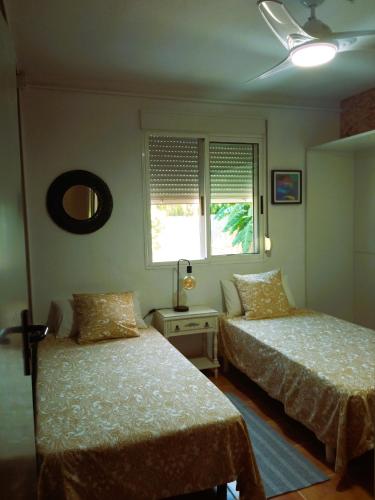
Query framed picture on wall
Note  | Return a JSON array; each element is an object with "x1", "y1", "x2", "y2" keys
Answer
[{"x1": 271, "y1": 170, "x2": 302, "y2": 204}]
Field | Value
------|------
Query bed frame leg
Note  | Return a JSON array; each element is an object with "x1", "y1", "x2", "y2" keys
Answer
[
  {"x1": 217, "y1": 483, "x2": 227, "y2": 499},
  {"x1": 325, "y1": 444, "x2": 336, "y2": 464},
  {"x1": 222, "y1": 356, "x2": 230, "y2": 374}
]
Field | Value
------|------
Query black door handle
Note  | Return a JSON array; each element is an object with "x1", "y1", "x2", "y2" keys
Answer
[
  {"x1": 0, "y1": 324, "x2": 48, "y2": 340},
  {"x1": 0, "y1": 310, "x2": 48, "y2": 375}
]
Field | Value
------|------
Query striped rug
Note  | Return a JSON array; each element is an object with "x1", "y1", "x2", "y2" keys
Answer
[{"x1": 225, "y1": 393, "x2": 329, "y2": 499}]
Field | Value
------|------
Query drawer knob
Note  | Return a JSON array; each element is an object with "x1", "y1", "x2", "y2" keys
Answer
[
  {"x1": 175, "y1": 325, "x2": 180, "y2": 331},
  {"x1": 205, "y1": 321, "x2": 209, "y2": 327}
]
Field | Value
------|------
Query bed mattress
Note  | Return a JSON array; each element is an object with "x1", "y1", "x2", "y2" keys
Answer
[
  {"x1": 220, "y1": 309, "x2": 375, "y2": 472},
  {"x1": 36, "y1": 327, "x2": 265, "y2": 500}
]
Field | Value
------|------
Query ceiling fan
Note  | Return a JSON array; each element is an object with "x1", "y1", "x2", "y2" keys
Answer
[{"x1": 254, "y1": 0, "x2": 375, "y2": 80}]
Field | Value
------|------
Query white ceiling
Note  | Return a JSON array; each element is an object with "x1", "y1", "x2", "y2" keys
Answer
[{"x1": 4, "y1": 0, "x2": 375, "y2": 107}]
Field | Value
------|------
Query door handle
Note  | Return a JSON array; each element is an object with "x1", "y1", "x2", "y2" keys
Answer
[
  {"x1": 0, "y1": 324, "x2": 48, "y2": 341},
  {"x1": 0, "y1": 310, "x2": 48, "y2": 375},
  {"x1": 0, "y1": 325, "x2": 23, "y2": 337},
  {"x1": 29, "y1": 325, "x2": 49, "y2": 342}
]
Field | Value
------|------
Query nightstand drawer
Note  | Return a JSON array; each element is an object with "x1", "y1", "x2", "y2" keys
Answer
[{"x1": 168, "y1": 316, "x2": 217, "y2": 334}]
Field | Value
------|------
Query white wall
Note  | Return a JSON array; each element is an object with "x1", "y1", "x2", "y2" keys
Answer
[
  {"x1": 306, "y1": 142, "x2": 375, "y2": 328},
  {"x1": 20, "y1": 87, "x2": 339, "y2": 322},
  {"x1": 306, "y1": 151, "x2": 354, "y2": 321},
  {"x1": 354, "y1": 147, "x2": 375, "y2": 329}
]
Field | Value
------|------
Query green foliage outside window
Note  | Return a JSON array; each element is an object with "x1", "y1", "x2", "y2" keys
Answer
[
  {"x1": 157, "y1": 204, "x2": 195, "y2": 216},
  {"x1": 211, "y1": 203, "x2": 253, "y2": 253}
]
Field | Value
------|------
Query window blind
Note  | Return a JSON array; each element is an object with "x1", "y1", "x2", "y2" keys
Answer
[
  {"x1": 209, "y1": 142, "x2": 257, "y2": 202},
  {"x1": 149, "y1": 135, "x2": 200, "y2": 204}
]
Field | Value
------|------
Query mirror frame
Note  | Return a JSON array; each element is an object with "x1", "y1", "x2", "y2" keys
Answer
[{"x1": 46, "y1": 170, "x2": 113, "y2": 234}]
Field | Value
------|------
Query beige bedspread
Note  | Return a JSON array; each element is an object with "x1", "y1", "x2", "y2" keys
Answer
[
  {"x1": 36, "y1": 327, "x2": 265, "y2": 500},
  {"x1": 220, "y1": 309, "x2": 375, "y2": 472}
]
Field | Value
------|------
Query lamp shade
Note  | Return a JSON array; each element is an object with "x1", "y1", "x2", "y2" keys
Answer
[{"x1": 291, "y1": 42, "x2": 337, "y2": 68}]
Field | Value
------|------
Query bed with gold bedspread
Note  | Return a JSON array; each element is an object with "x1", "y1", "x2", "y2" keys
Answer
[
  {"x1": 220, "y1": 309, "x2": 375, "y2": 473},
  {"x1": 36, "y1": 327, "x2": 265, "y2": 500}
]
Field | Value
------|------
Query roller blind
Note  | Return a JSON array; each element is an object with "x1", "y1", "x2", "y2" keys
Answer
[
  {"x1": 209, "y1": 142, "x2": 257, "y2": 202},
  {"x1": 149, "y1": 135, "x2": 200, "y2": 204}
]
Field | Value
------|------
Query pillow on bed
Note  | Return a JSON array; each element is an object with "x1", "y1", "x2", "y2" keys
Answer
[
  {"x1": 73, "y1": 292, "x2": 139, "y2": 344},
  {"x1": 221, "y1": 273, "x2": 296, "y2": 317},
  {"x1": 48, "y1": 291, "x2": 147, "y2": 338},
  {"x1": 221, "y1": 280, "x2": 243, "y2": 317},
  {"x1": 233, "y1": 269, "x2": 291, "y2": 320},
  {"x1": 281, "y1": 275, "x2": 296, "y2": 308},
  {"x1": 47, "y1": 299, "x2": 78, "y2": 338}
]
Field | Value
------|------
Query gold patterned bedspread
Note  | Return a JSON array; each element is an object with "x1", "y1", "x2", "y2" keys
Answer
[
  {"x1": 36, "y1": 327, "x2": 265, "y2": 500},
  {"x1": 220, "y1": 309, "x2": 375, "y2": 472}
]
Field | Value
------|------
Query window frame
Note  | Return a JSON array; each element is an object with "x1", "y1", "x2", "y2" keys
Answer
[{"x1": 142, "y1": 130, "x2": 266, "y2": 268}]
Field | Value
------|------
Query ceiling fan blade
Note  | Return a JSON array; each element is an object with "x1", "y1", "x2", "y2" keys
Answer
[
  {"x1": 330, "y1": 30, "x2": 375, "y2": 52},
  {"x1": 246, "y1": 56, "x2": 293, "y2": 83},
  {"x1": 258, "y1": 0, "x2": 313, "y2": 49}
]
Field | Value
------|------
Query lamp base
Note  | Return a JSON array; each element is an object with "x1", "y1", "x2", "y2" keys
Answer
[{"x1": 173, "y1": 305, "x2": 189, "y2": 312}]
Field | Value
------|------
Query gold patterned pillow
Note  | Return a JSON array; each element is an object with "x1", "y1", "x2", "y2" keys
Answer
[
  {"x1": 73, "y1": 292, "x2": 140, "y2": 344},
  {"x1": 233, "y1": 270, "x2": 291, "y2": 320}
]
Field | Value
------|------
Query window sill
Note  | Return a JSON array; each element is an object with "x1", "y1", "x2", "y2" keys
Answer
[{"x1": 145, "y1": 253, "x2": 266, "y2": 270}]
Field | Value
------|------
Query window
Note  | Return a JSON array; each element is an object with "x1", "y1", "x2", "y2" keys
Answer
[
  {"x1": 209, "y1": 141, "x2": 259, "y2": 256},
  {"x1": 145, "y1": 133, "x2": 264, "y2": 264}
]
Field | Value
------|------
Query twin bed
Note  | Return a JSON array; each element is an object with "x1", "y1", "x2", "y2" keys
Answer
[
  {"x1": 36, "y1": 326, "x2": 266, "y2": 500},
  {"x1": 220, "y1": 308, "x2": 375, "y2": 472},
  {"x1": 36, "y1": 279, "x2": 374, "y2": 499}
]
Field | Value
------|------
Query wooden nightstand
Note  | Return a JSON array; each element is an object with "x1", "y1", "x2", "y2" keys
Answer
[{"x1": 153, "y1": 306, "x2": 220, "y2": 377}]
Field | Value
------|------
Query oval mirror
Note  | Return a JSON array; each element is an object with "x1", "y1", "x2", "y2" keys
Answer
[
  {"x1": 62, "y1": 185, "x2": 98, "y2": 221},
  {"x1": 46, "y1": 170, "x2": 113, "y2": 234}
]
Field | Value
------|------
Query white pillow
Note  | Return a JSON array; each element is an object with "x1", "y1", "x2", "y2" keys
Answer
[
  {"x1": 220, "y1": 280, "x2": 243, "y2": 317},
  {"x1": 221, "y1": 272, "x2": 296, "y2": 316},
  {"x1": 132, "y1": 291, "x2": 148, "y2": 328},
  {"x1": 47, "y1": 291, "x2": 147, "y2": 338},
  {"x1": 281, "y1": 274, "x2": 296, "y2": 308},
  {"x1": 47, "y1": 299, "x2": 77, "y2": 338}
]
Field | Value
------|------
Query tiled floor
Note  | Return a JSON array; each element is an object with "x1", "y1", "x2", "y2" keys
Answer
[{"x1": 174, "y1": 367, "x2": 374, "y2": 499}]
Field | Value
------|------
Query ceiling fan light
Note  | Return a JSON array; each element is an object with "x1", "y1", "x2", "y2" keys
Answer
[{"x1": 291, "y1": 42, "x2": 337, "y2": 67}]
